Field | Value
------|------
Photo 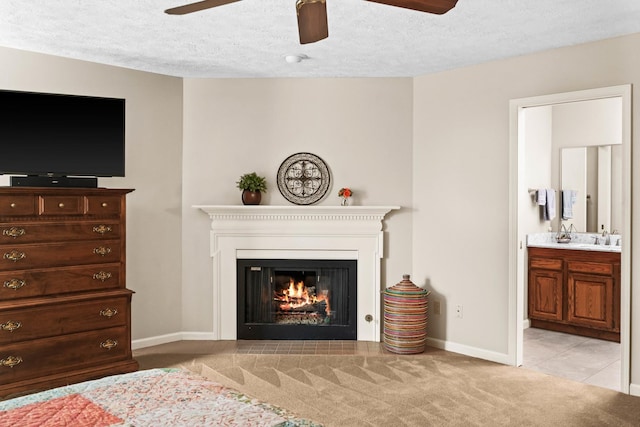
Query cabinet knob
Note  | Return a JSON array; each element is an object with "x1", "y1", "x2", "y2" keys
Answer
[
  {"x1": 100, "y1": 308, "x2": 118, "y2": 318},
  {"x1": 9, "y1": 203, "x2": 16, "y2": 208},
  {"x1": 0, "y1": 356, "x2": 22, "y2": 368},
  {"x1": 2, "y1": 227, "x2": 26, "y2": 238},
  {"x1": 58, "y1": 203, "x2": 65, "y2": 208},
  {"x1": 1, "y1": 320, "x2": 22, "y2": 332},
  {"x1": 92, "y1": 225, "x2": 112, "y2": 235},
  {"x1": 93, "y1": 271, "x2": 112, "y2": 282},
  {"x1": 3, "y1": 279, "x2": 26, "y2": 290},
  {"x1": 3, "y1": 250, "x2": 26, "y2": 262},
  {"x1": 100, "y1": 339, "x2": 118, "y2": 350},
  {"x1": 93, "y1": 247, "x2": 112, "y2": 256},
  {"x1": 4, "y1": 279, "x2": 27, "y2": 291},
  {"x1": 101, "y1": 202, "x2": 108, "y2": 207}
]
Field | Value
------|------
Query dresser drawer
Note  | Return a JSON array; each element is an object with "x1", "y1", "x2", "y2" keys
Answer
[
  {"x1": 0, "y1": 326, "x2": 130, "y2": 384},
  {"x1": 0, "y1": 196, "x2": 37, "y2": 216},
  {"x1": 0, "y1": 294, "x2": 129, "y2": 344},
  {"x1": 39, "y1": 195, "x2": 85, "y2": 215},
  {"x1": 0, "y1": 240, "x2": 121, "y2": 271},
  {"x1": 86, "y1": 196, "x2": 122, "y2": 215},
  {"x1": 0, "y1": 264, "x2": 121, "y2": 300},
  {"x1": 0, "y1": 221, "x2": 120, "y2": 244}
]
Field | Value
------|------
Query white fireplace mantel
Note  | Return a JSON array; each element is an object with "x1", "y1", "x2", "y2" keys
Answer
[{"x1": 195, "y1": 205, "x2": 400, "y2": 341}]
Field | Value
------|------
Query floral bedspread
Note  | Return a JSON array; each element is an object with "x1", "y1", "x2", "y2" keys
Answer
[{"x1": 0, "y1": 368, "x2": 322, "y2": 427}]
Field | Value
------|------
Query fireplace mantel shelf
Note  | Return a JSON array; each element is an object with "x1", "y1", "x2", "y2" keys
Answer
[
  {"x1": 194, "y1": 205, "x2": 400, "y2": 221},
  {"x1": 195, "y1": 204, "x2": 400, "y2": 342}
]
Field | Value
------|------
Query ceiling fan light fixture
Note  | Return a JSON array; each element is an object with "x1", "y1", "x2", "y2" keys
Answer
[
  {"x1": 296, "y1": 0, "x2": 329, "y2": 44},
  {"x1": 285, "y1": 54, "x2": 309, "y2": 63}
]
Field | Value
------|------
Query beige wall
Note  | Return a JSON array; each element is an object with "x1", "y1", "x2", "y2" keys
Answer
[
  {"x1": 2, "y1": 30, "x2": 640, "y2": 392},
  {"x1": 181, "y1": 78, "x2": 414, "y2": 333},
  {"x1": 0, "y1": 46, "x2": 184, "y2": 342},
  {"x1": 413, "y1": 33, "x2": 639, "y2": 385}
]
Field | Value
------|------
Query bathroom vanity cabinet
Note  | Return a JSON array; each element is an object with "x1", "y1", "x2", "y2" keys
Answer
[{"x1": 528, "y1": 246, "x2": 620, "y2": 342}]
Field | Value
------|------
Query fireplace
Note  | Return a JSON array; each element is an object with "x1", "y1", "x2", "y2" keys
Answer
[
  {"x1": 195, "y1": 205, "x2": 399, "y2": 341},
  {"x1": 237, "y1": 259, "x2": 357, "y2": 339}
]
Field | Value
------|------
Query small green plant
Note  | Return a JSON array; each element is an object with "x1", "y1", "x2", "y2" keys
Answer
[{"x1": 236, "y1": 172, "x2": 267, "y2": 192}]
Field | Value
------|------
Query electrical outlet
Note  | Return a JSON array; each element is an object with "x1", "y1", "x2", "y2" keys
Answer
[
  {"x1": 433, "y1": 300, "x2": 441, "y2": 315},
  {"x1": 455, "y1": 304, "x2": 463, "y2": 318}
]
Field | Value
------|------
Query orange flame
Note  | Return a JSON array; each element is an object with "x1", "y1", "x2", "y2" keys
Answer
[{"x1": 277, "y1": 278, "x2": 330, "y2": 314}]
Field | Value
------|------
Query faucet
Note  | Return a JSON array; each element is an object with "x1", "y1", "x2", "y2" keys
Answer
[
  {"x1": 556, "y1": 224, "x2": 571, "y2": 242},
  {"x1": 601, "y1": 225, "x2": 610, "y2": 245}
]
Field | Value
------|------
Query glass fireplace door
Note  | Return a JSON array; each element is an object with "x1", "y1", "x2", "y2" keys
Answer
[{"x1": 237, "y1": 259, "x2": 357, "y2": 340}]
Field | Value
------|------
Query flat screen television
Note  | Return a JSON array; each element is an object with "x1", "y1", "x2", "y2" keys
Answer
[{"x1": 0, "y1": 89, "x2": 125, "y2": 187}]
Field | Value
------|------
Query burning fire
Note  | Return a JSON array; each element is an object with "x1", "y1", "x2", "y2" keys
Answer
[{"x1": 277, "y1": 278, "x2": 330, "y2": 314}]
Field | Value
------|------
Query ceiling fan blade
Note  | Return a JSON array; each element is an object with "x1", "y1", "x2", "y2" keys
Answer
[
  {"x1": 165, "y1": 0, "x2": 241, "y2": 15},
  {"x1": 297, "y1": 0, "x2": 329, "y2": 44},
  {"x1": 365, "y1": 0, "x2": 457, "y2": 15}
]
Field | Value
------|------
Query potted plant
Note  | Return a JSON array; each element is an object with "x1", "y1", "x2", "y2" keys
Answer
[{"x1": 236, "y1": 172, "x2": 267, "y2": 205}]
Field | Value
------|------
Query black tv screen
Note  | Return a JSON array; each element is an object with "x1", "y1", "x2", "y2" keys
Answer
[{"x1": 0, "y1": 90, "x2": 125, "y2": 177}]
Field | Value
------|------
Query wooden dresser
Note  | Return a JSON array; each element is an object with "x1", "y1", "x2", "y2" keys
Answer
[{"x1": 0, "y1": 187, "x2": 138, "y2": 398}]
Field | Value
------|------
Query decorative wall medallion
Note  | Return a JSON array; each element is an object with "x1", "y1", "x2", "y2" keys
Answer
[{"x1": 277, "y1": 152, "x2": 331, "y2": 205}]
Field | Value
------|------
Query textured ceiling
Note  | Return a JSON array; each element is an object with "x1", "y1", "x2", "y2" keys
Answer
[{"x1": 1, "y1": 0, "x2": 640, "y2": 78}]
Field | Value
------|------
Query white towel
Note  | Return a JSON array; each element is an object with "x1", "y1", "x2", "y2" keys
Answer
[
  {"x1": 562, "y1": 190, "x2": 577, "y2": 220},
  {"x1": 537, "y1": 189, "x2": 546, "y2": 206},
  {"x1": 545, "y1": 189, "x2": 556, "y2": 221}
]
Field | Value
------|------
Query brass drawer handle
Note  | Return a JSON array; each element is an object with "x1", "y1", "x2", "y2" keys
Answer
[
  {"x1": 93, "y1": 271, "x2": 112, "y2": 282},
  {"x1": 100, "y1": 308, "x2": 118, "y2": 318},
  {"x1": 3, "y1": 250, "x2": 26, "y2": 262},
  {"x1": 3, "y1": 279, "x2": 26, "y2": 290},
  {"x1": 9, "y1": 203, "x2": 16, "y2": 208},
  {"x1": 100, "y1": 339, "x2": 118, "y2": 350},
  {"x1": 1, "y1": 356, "x2": 22, "y2": 368},
  {"x1": 1, "y1": 320, "x2": 22, "y2": 332},
  {"x1": 2, "y1": 227, "x2": 26, "y2": 238},
  {"x1": 58, "y1": 203, "x2": 65, "y2": 208},
  {"x1": 92, "y1": 225, "x2": 113, "y2": 235},
  {"x1": 101, "y1": 202, "x2": 108, "y2": 207},
  {"x1": 93, "y1": 247, "x2": 112, "y2": 256}
]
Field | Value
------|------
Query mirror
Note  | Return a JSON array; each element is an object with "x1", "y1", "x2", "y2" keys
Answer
[{"x1": 561, "y1": 145, "x2": 621, "y2": 232}]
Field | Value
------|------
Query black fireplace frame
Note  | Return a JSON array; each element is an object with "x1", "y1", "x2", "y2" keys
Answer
[{"x1": 237, "y1": 259, "x2": 357, "y2": 340}]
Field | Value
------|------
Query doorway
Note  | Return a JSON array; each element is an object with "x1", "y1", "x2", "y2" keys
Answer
[{"x1": 508, "y1": 85, "x2": 632, "y2": 393}]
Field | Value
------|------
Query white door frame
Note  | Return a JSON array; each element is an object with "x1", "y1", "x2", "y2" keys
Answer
[{"x1": 508, "y1": 85, "x2": 632, "y2": 393}]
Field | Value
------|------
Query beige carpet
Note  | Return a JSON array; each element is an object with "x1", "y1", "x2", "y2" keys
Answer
[{"x1": 136, "y1": 347, "x2": 640, "y2": 427}]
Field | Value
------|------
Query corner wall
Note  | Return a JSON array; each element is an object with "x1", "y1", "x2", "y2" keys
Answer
[{"x1": 181, "y1": 78, "x2": 414, "y2": 335}]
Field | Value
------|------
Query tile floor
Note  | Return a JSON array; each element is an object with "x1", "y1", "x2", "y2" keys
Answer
[{"x1": 521, "y1": 327, "x2": 621, "y2": 392}]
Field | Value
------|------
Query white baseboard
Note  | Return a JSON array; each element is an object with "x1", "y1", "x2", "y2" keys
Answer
[
  {"x1": 132, "y1": 332, "x2": 216, "y2": 350},
  {"x1": 425, "y1": 337, "x2": 511, "y2": 365},
  {"x1": 629, "y1": 383, "x2": 640, "y2": 397}
]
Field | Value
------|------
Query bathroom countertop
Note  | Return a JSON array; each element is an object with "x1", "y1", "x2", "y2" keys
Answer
[{"x1": 527, "y1": 232, "x2": 621, "y2": 253}]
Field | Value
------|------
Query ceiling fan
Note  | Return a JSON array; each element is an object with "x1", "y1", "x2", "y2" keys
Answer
[{"x1": 165, "y1": 0, "x2": 458, "y2": 44}]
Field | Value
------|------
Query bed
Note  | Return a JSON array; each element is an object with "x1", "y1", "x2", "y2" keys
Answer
[{"x1": 0, "y1": 368, "x2": 322, "y2": 426}]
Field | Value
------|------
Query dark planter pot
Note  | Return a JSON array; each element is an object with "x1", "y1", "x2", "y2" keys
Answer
[{"x1": 242, "y1": 190, "x2": 262, "y2": 205}]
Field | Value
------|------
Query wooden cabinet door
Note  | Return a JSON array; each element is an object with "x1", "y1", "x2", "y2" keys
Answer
[
  {"x1": 529, "y1": 269, "x2": 564, "y2": 321},
  {"x1": 567, "y1": 272, "x2": 615, "y2": 330}
]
